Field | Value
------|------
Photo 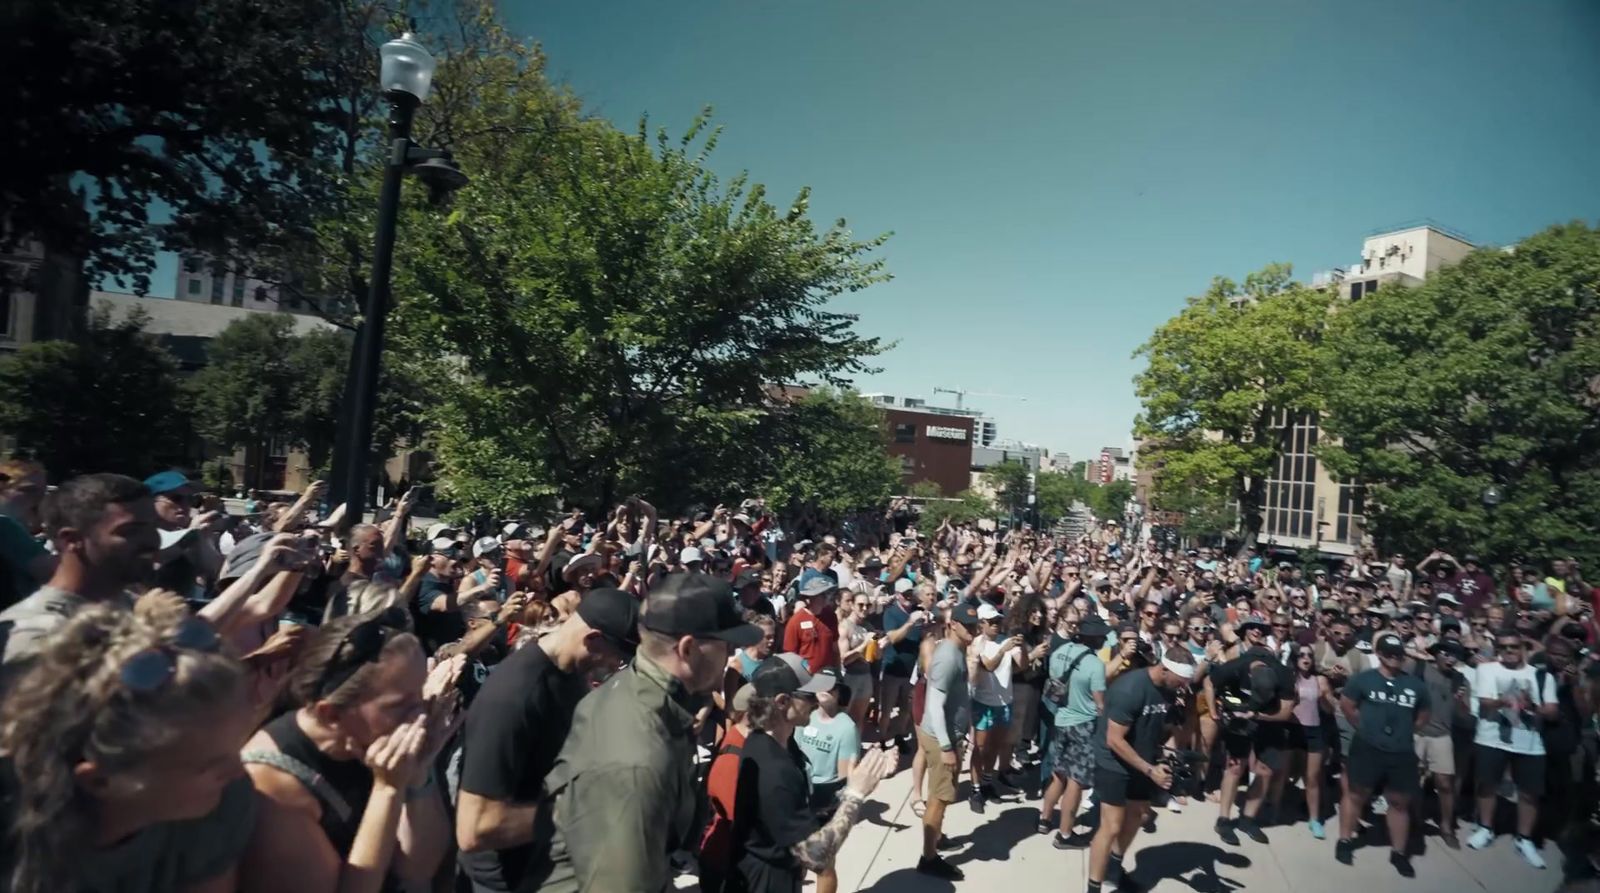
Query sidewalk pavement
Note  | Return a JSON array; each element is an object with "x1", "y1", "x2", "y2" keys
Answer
[{"x1": 682, "y1": 765, "x2": 1559, "y2": 892}]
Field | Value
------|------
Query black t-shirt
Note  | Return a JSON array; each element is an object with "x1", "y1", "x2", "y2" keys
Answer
[
  {"x1": 1210, "y1": 647, "x2": 1294, "y2": 719},
  {"x1": 734, "y1": 730, "x2": 816, "y2": 893},
  {"x1": 1342, "y1": 667, "x2": 1430, "y2": 753},
  {"x1": 1094, "y1": 668, "x2": 1176, "y2": 776},
  {"x1": 457, "y1": 644, "x2": 588, "y2": 892}
]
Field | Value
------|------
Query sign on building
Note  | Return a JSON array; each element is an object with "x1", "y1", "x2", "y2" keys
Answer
[{"x1": 926, "y1": 425, "x2": 968, "y2": 441}]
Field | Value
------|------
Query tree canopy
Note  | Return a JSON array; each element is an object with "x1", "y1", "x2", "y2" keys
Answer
[
  {"x1": 757, "y1": 389, "x2": 902, "y2": 519},
  {"x1": 1133, "y1": 264, "x2": 1337, "y2": 547},
  {"x1": 0, "y1": 307, "x2": 185, "y2": 478},
  {"x1": 1319, "y1": 221, "x2": 1600, "y2": 567}
]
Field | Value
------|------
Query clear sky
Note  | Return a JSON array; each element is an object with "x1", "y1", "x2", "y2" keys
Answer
[
  {"x1": 128, "y1": 1, "x2": 1600, "y2": 463},
  {"x1": 499, "y1": 0, "x2": 1600, "y2": 462}
]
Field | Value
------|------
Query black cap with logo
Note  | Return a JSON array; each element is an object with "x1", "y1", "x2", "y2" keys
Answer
[{"x1": 640, "y1": 572, "x2": 763, "y2": 647}]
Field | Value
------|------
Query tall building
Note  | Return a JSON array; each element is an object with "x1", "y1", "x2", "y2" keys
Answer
[
  {"x1": 175, "y1": 252, "x2": 324, "y2": 316},
  {"x1": 1096, "y1": 447, "x2": 1131, "y2": 483},
  {"x1": 862, "y1": 393, "x2": 997, "y2": 446},
  {"x1": 882, "y1": 407, "x2": 974, "y2": 496},
  {"x1": 0, "y1": 236, "x2": 87, "y2": 356},
  {"x1": 1264, "y1": 223, "x2": 1475, "y2": 555}
]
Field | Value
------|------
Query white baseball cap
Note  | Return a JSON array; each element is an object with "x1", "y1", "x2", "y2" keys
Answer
[
  {"x1": 977, "y1": 603, "x2": 1003, "y2": 622},
  {"x1": 893, "y1": 577, "x2": 916, "y2": 594},
  {"x1": 680, "y1": 546, "x2": 704, "y2": 564}
]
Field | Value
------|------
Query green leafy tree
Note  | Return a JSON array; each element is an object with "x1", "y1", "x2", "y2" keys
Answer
[
  {"x1": 392, "y1": 95, "x2": 891, "y2": 515},
  {"x1": 981, "y1": 460, "x2": 1032, "y2": 520},
  {"x1": 917, "y1": 489, "x2": 994, "y2": 528},
  {"x1": 758, "y1": 389, "x2": 901, "y2": 518},
  {"x1": 286, "y1": 328, "x2": 435, "y2": 477},
  {"x1": 1320, "y1": 222, "x2": 1600, "y2": 568},
  {"x1": 0, "y1": 307, "x2": 185, "y2": 478},
  {"x1": 1088, "y1": 479, "x2": 1136, "y2": 522},
  {"x1": 1035, "y1": 470, "x2": 1089, "y2": 521},
  {"x1": 189, "y1": 314, "x2": 299, "y2": 487},
  {"x1": 1134, "y1": 263, "x2": 1337, "y2": 549},
  {"x1": 2, "y1": 0, "x2": 390, "y2": 295}
]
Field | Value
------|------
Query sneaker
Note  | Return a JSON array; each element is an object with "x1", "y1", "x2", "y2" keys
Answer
[
  {"x1": 969, "y1": 792, "x2": 986, "y2": 815},
  {"x1": 1309, "y1": 819, "x2": 1326, "y2": 840},
  {"x1": 979, "y1": 783, "x2": 1002, "y2": 801},
  {"x1": 1053, "y1": 831, "x2": 1089, "y2": 850},
  {"x1": 1142, "y1": 813, "x2": 1157, "y2": 833},
  {"x1": 1335, "y1": 838, "x2": 1355, "y2": 866},
  {"x1": 1116, "y1": 874, "x2": 1147, "y2": 893},
  {"x1": 1372, "y1": 795, "x2": 1389, "y2": 816},
  {"x1": 1513, "y1": 836, "x2": 1547, "y2": 869},
  {"x1": 1390, "y1": 851, "x2": 1415, "y2": 878},
  {"x1": 1466, "y1": 824, "x2": 1494, "y2": 850},
  {"x1": 1216, "y1": 819, "x2": 1240, "y2": 846},
  {"x1": 936, "y1": 834, "x2": 959, "y2": 851},
  {"x1": 1036, "y1": 815, "x2": 1055, "y2": 835},
  {"x1": 916, "y1": 855, "x2": 965, "y2": 881},
  {"x1": 1236, "y1": 816, "x2": 1269, "y2": 844},
  {"x1": 1168, "y1": 796, "x2": 1185, "y2": 814}
]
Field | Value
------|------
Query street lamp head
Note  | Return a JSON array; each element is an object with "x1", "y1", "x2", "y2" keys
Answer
[
  {"x1": 1481, "y1": 484, "x2": 1502, "y2": 507},
  {"x1": 410, "y1": 151, "x2": 469, "y2": 205},
  {"x1": 380, "y1": 33, "x2": 435, "y2": 103}
]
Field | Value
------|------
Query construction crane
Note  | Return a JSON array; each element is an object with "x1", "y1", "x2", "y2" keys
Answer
[{"x1": 932, "y1": 387, "x2": 1027, "y2": 411}]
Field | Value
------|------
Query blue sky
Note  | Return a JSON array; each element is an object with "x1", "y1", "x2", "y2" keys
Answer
[{"x1": 133, "y1": 1, "x2": 1600, "y2": 463}]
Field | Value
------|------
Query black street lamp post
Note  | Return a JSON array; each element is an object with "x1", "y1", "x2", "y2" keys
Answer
[{"x1": 330, "y1": 33, "x2": 467, "y2": 530}]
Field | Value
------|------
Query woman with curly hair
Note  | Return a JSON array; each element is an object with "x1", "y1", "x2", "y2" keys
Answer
[
  {"x1": 1004, "y1": 592, "x2": 1054, "y2": 781},
  {"x1": 0, "y1": 599, "x2": 258, "y2": 893}
]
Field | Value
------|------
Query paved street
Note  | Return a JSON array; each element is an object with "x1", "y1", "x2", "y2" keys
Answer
[{"x1": 680, "y1": 767, "x2": 1560, "y2": 893}]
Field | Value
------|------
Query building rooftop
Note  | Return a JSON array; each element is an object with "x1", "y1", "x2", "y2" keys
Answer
[{"x1": 92, "y1": 291, "x2": 335, "y2": 339}]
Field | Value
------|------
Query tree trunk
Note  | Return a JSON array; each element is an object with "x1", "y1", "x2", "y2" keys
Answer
[{"x1": 1235, "y1": 473, "x2": 1265, "y2": 554}]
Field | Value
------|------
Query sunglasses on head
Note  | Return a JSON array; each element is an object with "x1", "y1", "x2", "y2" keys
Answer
[
  {"x1": 314, "y1": 606, "x2": 410, "y2": 699},
  {"x1": 119, "y1": 617, "x2": 222, "y2": 693}
]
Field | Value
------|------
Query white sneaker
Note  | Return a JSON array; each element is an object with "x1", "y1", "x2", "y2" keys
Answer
[
  {"x1": 1168, "y1": 797, "x2": 1184, "y2": 814},
  {"x1": 1467, "y1": 825, "x2": 1494, "y2": 850},
  {"x1": 1372, "y1": 795, "x2": 1389, "y2": 816},
  {"x1": 1513, "y1": 836, "x2": 1547, "y2": 869}
]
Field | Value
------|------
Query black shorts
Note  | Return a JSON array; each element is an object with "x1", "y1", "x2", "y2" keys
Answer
[
  {"x1": 1095, "y1": 765, "x2": 1156, "y2": 806},
  {"x1": 1347, "y1": 737, "x2": 1420, "y2": 796},
  {"x1": 1223, "y1": 722, "x2": 1288, "y2": 772},
  {"x1": 1286, "y1": 722, "x2": 1328, "y2": 754},
  {"x1": 1474, "y1": 744, "x2": 1546, "y2": 797}
]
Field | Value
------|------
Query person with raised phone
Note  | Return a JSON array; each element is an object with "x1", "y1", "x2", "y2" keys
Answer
[{"x1": 1084, "y1": 646, "x2": 1196, "y2": 893}]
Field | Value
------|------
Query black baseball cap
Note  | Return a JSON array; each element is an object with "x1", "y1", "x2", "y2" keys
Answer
[
  {"x1": 575, "y1": 587, "x2": 641, "y2": 655},
  {"x1": 1078, "y1": 616, "x2": 1112, "y2": 638},
  {"x1": 640, "y1": 573, "x2": 763, "y2": 647},
  {"x1": 1375, "y1": 634, "x2": 1406, "y2": 658},
  {"x1": 733, "y1": 568, "x2": 762, "y2": 590},
  {"x1": 949, "y1": 603, "x2": 980, "y2": 627},
  {"x1": 751, "y1": 654, "x2": 835, "y2": 697}
]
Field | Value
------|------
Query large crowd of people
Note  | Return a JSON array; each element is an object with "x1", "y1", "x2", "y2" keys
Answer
[{"x1": 0, "y1": 457, "x2": 1595, "y2": 892}]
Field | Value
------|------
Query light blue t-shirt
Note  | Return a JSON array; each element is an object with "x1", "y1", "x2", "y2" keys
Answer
[
  {"x1": 1049, "y1": 641, "x2": 1107, "y2": 729},
  {"x1": 795, "y1": 711, "x2": 860, "y2": 785}
]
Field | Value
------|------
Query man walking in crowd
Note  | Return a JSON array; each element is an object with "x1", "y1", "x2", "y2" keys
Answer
[
  {"x1": 916, "y1": 603, "x2": 977, "y2": 881},
  {"x1": 1085, "y1": 647, "x2": 1196, "y2": 893},
  {"x1": 1039, "y1": 615, "x2": 1111, "y2": 847},
  {"x1": 455, "y1": 589, "x2": 640, "y2": 892},
  {"x1": 1336, "y1": 633, "x2": 1431, "y2": 876},
  {"x1": 1414, "y1": 638, "x2": 1471, "y2": 849},
  {"x1": 531, "y1": 574, "x2": 762, "y2": 892},
  {"x1": 1206, "y1": 614, "x2": 1295, "y2": 845}
]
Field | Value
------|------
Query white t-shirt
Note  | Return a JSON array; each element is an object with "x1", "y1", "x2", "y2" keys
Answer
[
  {"x1": 1471, "y1": 661, "x2": 1557, "y2": 755},
  {"x1": 971, "y1": 636, "x2": 1015, "y2": 707}
]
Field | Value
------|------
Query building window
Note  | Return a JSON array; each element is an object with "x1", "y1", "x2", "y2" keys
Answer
[
  {"x1": 899, "y1": 455, "x2": 915, "y2": 474},
  {"x1": 1263, "y1": 410, "x2": 1320, "y2": 541},
  {"x1": 1365, "y1": 280, "x2": 1378, "y2": 296},
  {"x1": 209, "y1": 272, "x2": 225, "y2": 304},
  {"x1": 187, "y1": 278, "x2": 202, "y2": 296},
  {"x1": 183, "y1": 257, "x2": 200, "y2": 274},
  {"x1": 231, "y1": 276, "x2": 245, "y2": 307},
  {"x1": 893, "y1": 423, "x2": 916, "y2": 444}
]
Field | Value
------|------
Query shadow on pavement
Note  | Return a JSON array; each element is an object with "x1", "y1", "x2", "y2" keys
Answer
[
  {"x1": 856, "y1": 866, "x2": 957, "y2": 893},
  {"x1": 859, "y1": 798, "x2": 912, "y2": 832},
  {"x1": 1127, "y1": 841, "x2": 1251, "y2": 893},
  {"x1": 943, "y1": 806, "x2": 1038, "y2": 866}
]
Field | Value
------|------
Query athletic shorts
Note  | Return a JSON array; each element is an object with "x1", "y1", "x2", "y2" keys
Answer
[
  {"x1": 1051, "y1": 722, "x2": 1097, "y2": 786},
  {"x1": 1475, "y1": 744, "x2": 1545, "y2": 797},
  {"x1": 842, "y1": 670, "x2": 873, "y2": 707},
  {"x1": 974, "y1": 701, "x2": 1012, "y2": 732},
  {"x1": 1415, "y1": 734, "x2": 1455, "y2": 776},
  {"x1": 1223, "y1": 722, "x2": 1288, "y2": 772},
  {"x1": 917, "y1": 730, "x2": 960, "y2": 804},
  {"x1": 1287, "y1": 722, "x2": 1328, "y2": 755},
  {"x1": 1095, "y1": 765, "x2": 1156, "y2": 806},
  {"x1": 1347, "y1": 736, "x2": 1420, "y2": 796}
]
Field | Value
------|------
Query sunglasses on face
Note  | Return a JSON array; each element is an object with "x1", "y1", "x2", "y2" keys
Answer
[
  {"x1": 1496, "y1": 642, "x2": 1522, "y2": 652},
  {"x1": 119, "y1": 617, "x2": 222, "y2": 693},
  {"x1": 314, "y1": 606, "x2": 410, "y2": 699}
]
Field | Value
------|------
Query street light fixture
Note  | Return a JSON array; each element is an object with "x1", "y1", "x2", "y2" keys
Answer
[
  {"x1": 1481, "y1": 485, "x2": 1502, "y2": 507},
  {"x1": 330, "y1": 32, "x2": 468, "y2": 529}
]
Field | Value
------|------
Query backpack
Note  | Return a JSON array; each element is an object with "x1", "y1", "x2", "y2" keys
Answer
[
  {"x1": 1535, "y1": 668, "x2": 1579, "y2": 754},
  {"x1": 697, "y1": 735, "x2": 749, "y2": 892},
  {"x1": 1042, "y1": 646, "x2": 1094, "y2": 708}
]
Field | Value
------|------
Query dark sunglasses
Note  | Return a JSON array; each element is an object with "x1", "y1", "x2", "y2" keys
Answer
[
  {"x1": 120, "y1": 617, "x2": 222, "y2": 692},
  {"x1": 314, "y1": 606, "x2": 410, "y2": 699}
]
